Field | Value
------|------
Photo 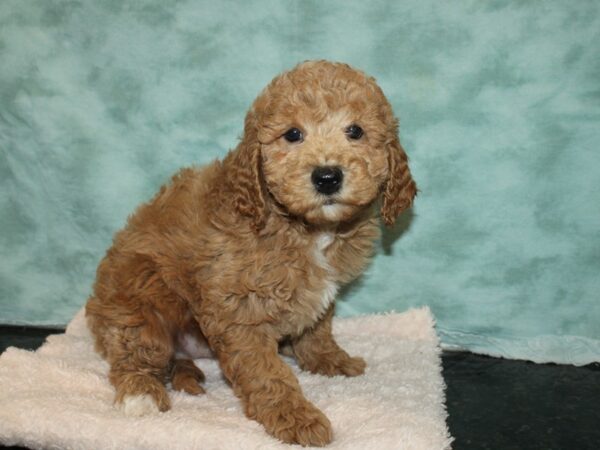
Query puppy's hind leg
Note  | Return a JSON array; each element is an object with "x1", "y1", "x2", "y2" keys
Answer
[
  {"x1": 170, "y1": 359, "x2": 206, "y2": 395},
  {"x1": 106, "y1": 311, "x2": 175, "y2": 416}
]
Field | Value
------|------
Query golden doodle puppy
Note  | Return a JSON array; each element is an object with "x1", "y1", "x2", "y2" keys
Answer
[{"x1": 86, "y1": 60, "x2": 416, "y2": 446}]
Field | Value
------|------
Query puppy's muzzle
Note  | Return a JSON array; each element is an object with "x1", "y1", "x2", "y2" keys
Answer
[{"x1": 311, "y1": 166, "x2": 343, "y2": 195}]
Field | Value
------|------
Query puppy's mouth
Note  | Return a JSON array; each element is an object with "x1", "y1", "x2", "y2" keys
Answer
[
  {"x1": 318, "y1": 194, "x2": 371, "y2": 209},
  {"x1": 319, "y1": 195, "x2": 352, "y2": 209},
  {"x1": 315, "y1": 197, "x2": 360, "y2": 221}
]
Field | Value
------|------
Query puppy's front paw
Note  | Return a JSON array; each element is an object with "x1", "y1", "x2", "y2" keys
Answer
[
  {"x1": 267, "y1": 398, "x2": 333, "y2": 447},
  {"x1": 301, "y1": 353, "x2": 366, "y2": 377},
  {"x1": 333, "y1": 355, "x2": 366, "y2": 377}
]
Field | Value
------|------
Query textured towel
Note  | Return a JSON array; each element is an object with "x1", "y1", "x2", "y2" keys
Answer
[{"x1": 0, "y1": 307, "x2": 452, "y2": 449}]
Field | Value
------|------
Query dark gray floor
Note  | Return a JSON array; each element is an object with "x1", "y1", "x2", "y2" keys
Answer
[
  {"x1": 443, "y1": 352, "x2": 600, "y2": 450},
  {"x1": 1, "y1": 326, "x2": 599, "y2": 449}
]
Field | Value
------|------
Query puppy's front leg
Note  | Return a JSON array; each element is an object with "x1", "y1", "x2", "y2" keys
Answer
[
  {"x1": 292, "y1": 306, "x2": 366, "y2": 377},
  {"x1": 215, "y1": 325, "x2": 333, "y2": 447}
]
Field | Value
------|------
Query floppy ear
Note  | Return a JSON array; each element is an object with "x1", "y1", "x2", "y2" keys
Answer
[
  {"x1": 229, "y1": 112, "x2": 267, "y2": 231},
  {"x1": 380, "y1": 136, "x2": 417, "y2": 227}
]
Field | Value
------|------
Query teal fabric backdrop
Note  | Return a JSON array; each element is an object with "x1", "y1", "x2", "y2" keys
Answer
[{"x1": 1, "y1": 0, "x2": 599, "y2": 365}]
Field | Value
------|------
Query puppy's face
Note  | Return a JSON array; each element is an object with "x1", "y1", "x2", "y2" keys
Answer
[{"x1": 255, "y1": 62, "x2": 395, "y2": 225}]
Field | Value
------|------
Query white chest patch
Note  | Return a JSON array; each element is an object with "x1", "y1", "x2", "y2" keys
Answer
[{"x1": 313, "y1": 233, "x2": 339, "y2": 314}]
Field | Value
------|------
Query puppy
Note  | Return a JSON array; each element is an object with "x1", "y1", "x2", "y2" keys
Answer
[{"x1": 86, "y1": 60, "x2": 416, "y2": 446}]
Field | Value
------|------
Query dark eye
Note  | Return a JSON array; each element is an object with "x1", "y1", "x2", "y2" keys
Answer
[
  {"x1": 283, "y1": 127, "x2": 303, "y2": 143},
  {"x1": 345, "y1": 124, "x2": 364, "y2": 140}
]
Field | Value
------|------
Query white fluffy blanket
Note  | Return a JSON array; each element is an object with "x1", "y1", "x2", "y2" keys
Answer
[{"x1": 0, "y1": 307, "x2": 452, "y2": 449}]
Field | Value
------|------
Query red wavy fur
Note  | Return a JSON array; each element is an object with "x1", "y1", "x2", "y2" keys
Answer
[{"x1": 86, "y1": 60, "x2": 416, "y2": 446}]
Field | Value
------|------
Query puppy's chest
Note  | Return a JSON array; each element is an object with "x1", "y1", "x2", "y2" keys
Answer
[
  {"x1": 310, "y1": 232, "x2": 339, "y2": 314},
  {"x1": 282, "y1": 232, "x2": 339, "y2": 332}
]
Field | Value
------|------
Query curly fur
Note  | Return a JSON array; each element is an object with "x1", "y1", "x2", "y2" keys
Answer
[{"x1": 86, "y1": 60, "x2": 416, "y2": 446}]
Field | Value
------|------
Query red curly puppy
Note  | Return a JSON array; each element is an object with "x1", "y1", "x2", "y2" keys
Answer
[{"x1": 86, "y1": 60, "x2": 416, "y2": 446}]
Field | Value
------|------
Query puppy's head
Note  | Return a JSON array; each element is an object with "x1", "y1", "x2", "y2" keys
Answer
[{"x1": 235, "y1": 60, "x2": 416, "y2": 229}]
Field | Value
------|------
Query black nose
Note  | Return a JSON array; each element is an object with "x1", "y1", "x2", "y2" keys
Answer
[{"x1": 311, "y1": 166, "x2": 343, "y2": 195}]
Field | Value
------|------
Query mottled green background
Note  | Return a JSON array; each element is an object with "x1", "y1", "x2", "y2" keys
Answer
[{"x1": 1, "y1": 0, "x2": 599, "y2": 365}]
